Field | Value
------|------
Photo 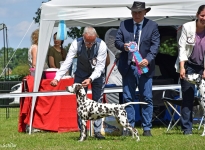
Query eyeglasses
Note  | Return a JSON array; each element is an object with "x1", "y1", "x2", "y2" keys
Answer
[{"x1": 83, "y1": 38, "x2": 96, "y2": 45}]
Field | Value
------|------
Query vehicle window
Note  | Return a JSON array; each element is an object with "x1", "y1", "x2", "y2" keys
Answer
[{"x1": 11, "y1": 85, "x2": 20, "y2": 91}]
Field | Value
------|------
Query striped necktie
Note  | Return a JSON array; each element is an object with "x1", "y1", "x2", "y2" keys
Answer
[{"x1": 135, "y1": 24, "x2": 140, "y2": 44}]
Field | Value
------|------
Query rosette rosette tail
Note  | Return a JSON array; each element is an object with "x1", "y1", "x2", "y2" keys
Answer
[{"x1": 127, "y1": 42, "x2": 149, "y2": 75}]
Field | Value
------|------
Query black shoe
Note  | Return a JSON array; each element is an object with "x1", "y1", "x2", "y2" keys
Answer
[
  {"x1": 143, "y1": 130, "x2": 152, "y2": 136},
  {"x1": 183, "y1": 130, "x2": 192, "y2": 135},
  {"x1": 94, "y1": 132, "x2": 105, "y2": 140}
]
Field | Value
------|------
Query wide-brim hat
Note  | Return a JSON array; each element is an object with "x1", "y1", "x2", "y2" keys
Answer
[{"x1": 127, "y1": 1, "x2": 151, "y2": 12}]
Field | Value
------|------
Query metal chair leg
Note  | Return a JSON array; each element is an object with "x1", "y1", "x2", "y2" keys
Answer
[{"x1": 164, "y1": 101, "x2": 181, "y2": 132}]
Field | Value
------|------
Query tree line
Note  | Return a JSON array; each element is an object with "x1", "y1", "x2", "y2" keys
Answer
[
  {"x1": 0, "y1": 45, "x2": 72, "y2": 81},
  {"x1": 0, "y1": 47, "x2": 30, "y2": 80}
]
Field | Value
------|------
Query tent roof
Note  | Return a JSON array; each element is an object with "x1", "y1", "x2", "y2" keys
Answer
[{"x1": 41, "y1": 0, "x2": 204, "y2": 26}]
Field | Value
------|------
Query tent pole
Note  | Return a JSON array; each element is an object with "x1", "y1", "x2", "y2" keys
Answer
[
  {"x1": 2, "y1": 24, "x2": 6, "y2": 80},
  {"x1": 5, "y1": 26, "x2": 9, "y2": 79}
]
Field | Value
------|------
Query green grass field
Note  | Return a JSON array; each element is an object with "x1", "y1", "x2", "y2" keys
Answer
[{"x1": 0, "y1": 108, "x2": 205, "y2": 150}]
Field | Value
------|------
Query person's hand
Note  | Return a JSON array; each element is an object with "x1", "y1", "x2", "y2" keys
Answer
[
  {"x1": 180, "y1": 67, "x2": 186, "y2": 79},
  {"x1": 203, "y1": 70, "x2": 205, "y2": 79},
  {"x1": 124, "y1": 43, "x2": 129, "y2": 51},
  {"x1": 82, "y1": 78, "x2": 92, "y2": 87},
  {"x1": 139, "y1": 59, "x2": 148, "y2": 67},
  {"x1": 50, "y1": 79, "x2": 58, "y2": 87}
]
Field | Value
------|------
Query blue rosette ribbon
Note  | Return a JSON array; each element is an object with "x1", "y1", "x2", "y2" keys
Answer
[
  {"x1": 127, "y1": 42, "x2": 149, "y2": 74},
  {"x1": 57, "y1": 20, "x2": 67, "y2": 40}
]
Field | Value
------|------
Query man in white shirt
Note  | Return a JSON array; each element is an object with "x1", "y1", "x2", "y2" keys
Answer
[{"x1": 50, "y1": 26, "x2": 107, "y2": 140}]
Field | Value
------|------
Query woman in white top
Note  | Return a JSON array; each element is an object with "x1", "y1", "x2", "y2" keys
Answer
[
  {"x1": 28, "y1": 29, "x2": 39, "y2": 68},
  {"x1": 175, "y1": 5, "x2": 205, "y2": 135}
]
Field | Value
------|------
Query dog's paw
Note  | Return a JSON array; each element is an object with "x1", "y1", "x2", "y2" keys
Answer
[
  {"x1": 201, "y1": 133, "x2": 205, "y2": 136},
  {"x1": 78, "y1": 136, "x2": 87, "y2": 142},
  {"x1": 78, "y1": 139, "x2": 84, "y2": 142}
]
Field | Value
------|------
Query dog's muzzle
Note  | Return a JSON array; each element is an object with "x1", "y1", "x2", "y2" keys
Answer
[{"x1": 66, "y1": 86, "x2": 72, "y2": 92}]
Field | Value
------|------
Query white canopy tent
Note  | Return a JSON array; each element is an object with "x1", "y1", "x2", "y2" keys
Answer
[{"x1": 29, "y1": 0, "x2": 204, "y2": 134}]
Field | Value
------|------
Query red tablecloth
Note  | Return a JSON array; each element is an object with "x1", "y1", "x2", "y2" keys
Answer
[{"x1": 18, "y1": 75, "x2": 91, "y2": 133}]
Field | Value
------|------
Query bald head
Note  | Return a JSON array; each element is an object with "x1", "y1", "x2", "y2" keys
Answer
[
  {"x1": 83, "y1": 26, "x2": 97, "y2": 36},
  {"x1": 83, "y1": 26, "x2": 98, "y2": 48}
]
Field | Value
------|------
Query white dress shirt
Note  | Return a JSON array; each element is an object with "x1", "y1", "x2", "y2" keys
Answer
[
  {"x1": 54, "y1": 38, "x2": 107, "y2": 81},
  {"x1": 133, "y1": 19, "x2": 144, "y2": 49},
  {"x1": 132, "y1": 20, "x2": 144, "y2": 62}
]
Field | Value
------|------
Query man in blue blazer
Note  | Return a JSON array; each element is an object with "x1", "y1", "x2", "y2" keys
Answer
[{"x1": 115, "y1": 1, "x2": 160, "y2": 136}]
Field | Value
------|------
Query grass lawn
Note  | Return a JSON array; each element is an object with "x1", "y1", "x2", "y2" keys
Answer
[{"x1": 0, "y1": 108, "x2": 205, "y2": 150}]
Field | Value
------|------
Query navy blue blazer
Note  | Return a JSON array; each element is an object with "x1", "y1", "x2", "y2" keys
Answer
[{"x1": 115, "y1": 18, "x2": 160, "y2": 77}]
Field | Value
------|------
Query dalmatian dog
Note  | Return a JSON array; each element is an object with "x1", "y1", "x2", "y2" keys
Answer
[
  {"x1": 66, "y1": 83, "x2": 147, "y2": 142},
  {"x1": 184, "y1": 73, "x2": 205, "y2": 136}
]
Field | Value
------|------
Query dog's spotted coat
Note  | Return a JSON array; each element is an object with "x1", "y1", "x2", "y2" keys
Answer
[
  {"x1": 185, "y1": 73, "x2": 205, "y2": 136},
  {"x1": 66, "y1": 83, "x2": 147, "y2": 141}
]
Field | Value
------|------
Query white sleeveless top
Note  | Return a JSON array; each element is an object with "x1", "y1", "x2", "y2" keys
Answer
[{"x1": 28, "y1": 44, "x2": 37, "y2": 68}]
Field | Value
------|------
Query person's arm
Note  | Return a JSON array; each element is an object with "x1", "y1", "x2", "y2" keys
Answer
[
  {"x1": 178, "y1": 25, "x2": 189, "y2": 63},
  {"x1": 48, "y1": 56, "x2": 56, "y2": 68},
  {"x1": 179, "y1": 61, "x2": 186, "y2": 79},
  {"x1": 144, "y1": 23, "x2": 160, "y2": 65},
  {"x1": 54, "y1": 39, "x2": 77, "y2": 81},
  {"x1": 178, "y1": 25, "x2": 189, "y2": 79},
  {"x1": 31, "y1": 45, "x2": 37, "y2": 68},
  {"x1": 115, "y1": 21, "x2": 129, "y2": 52}
]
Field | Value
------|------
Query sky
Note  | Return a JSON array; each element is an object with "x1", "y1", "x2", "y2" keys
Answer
[{"x1": 0, "y1": 0, "x2": 71, "y2": 50}]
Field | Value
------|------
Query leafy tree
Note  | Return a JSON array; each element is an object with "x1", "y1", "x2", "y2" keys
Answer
[
  {"x1": 11, "y1": 48, "x2": 28, "y2": 68},
  {"x1": 0, "y1": 47, "x2": 28, "y2": 80},
  {"x1": 0, "y1": 47, "x2": 15, "y2": 61},
  {"x1": 159, "y1": 38, "x2": 178, "y2": 56},
  {"x1": 0, "y1": 47, "x2": 15, "y2": 75},
  {"x1": 33, "y1": 0, "x2": 51, "y2": 24},
  {"x1": 11, "y1": 63, "x2": 30, "y2": 76},
  {"x1": 67, "y1": 27, "x2": 84, "y2": 39}
]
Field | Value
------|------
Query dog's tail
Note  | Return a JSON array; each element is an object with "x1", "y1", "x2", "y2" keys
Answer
[{"x1": 122, "y1": 102, "x2": 147, "y2": 107}]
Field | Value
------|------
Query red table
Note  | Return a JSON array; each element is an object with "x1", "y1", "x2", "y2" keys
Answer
[{"x1": 18, "y1": 75, "x2": 91, "y2": 133}]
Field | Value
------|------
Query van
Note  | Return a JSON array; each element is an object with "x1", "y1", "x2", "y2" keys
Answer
[{"x1": 9, "y1": 83, "x2": 22, "y2": 106}]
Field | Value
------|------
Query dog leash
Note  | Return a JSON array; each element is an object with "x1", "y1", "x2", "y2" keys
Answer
[{"x1": 104, "y1": 59, "x2": 118, "y2": 103}]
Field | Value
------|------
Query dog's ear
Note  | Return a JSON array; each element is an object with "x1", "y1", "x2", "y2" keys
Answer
[{"x1": 75, "y1": 84, "x2": 82, "y2": 92}]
